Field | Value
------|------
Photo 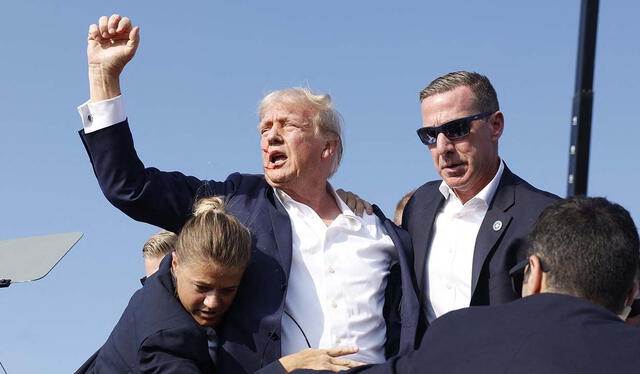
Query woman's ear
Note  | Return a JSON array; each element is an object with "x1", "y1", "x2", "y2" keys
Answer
[{"x1": 171, "y1": 252, "x2": 179, "y2": 271}]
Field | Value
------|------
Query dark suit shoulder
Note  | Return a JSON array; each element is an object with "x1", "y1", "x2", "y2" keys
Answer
[
  {"x1": 401, "y1": 180, "x2": 442, "y2": 227},
  {"x1": 501, "y1": 167, "x2": 560, "y2": 204},
  {"x1": 421, "y1": 294, "x2": 640, "y2": 373},
  {"x1": 130, "y1": 255, "x2": 202, "y2": 341},
  {"x1": 412, "y1": 180, "x2": 441, "y2": 197}
]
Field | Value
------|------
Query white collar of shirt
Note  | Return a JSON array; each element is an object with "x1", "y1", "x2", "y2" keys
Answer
[
  {"x1": 438, "y1": 159, "x2": 505, "y2": 207},
  {"x1": 273, "y1": 184, "x2": 363, "y2": 232}
]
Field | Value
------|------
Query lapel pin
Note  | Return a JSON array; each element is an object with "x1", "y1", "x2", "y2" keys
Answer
[{"x1": 492, "y1": 220, "x2": 503, "y2": 231}]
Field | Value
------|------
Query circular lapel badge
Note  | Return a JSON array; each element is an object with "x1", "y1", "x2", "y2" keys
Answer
[{"x1": 492, "y1": 220, "x2": 503, "y2": 231}]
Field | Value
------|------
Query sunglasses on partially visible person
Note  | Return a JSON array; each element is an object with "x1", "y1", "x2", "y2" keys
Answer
[{"x1": 416, "y1": 111, "x2": 495, "y2": 145}]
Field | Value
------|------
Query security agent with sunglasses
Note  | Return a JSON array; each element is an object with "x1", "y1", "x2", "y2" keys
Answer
[
  {"x1": 292, "y1": 197, "x2": 640, "y2": 374},
  {"x1": 403, "y1": 71, "x2": 559, "y2": 334}
]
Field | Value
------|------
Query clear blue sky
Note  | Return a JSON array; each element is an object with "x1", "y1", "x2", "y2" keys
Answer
[{"x1": 1, "y1": 1, "x2": 639, "y2": 372}]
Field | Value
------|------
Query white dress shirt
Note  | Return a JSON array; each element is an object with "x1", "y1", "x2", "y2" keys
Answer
[
  {"x1": 275, "y1": 187, "x2": 396, "y2": 364},
  {"x1": 77, "y1": 96, "x2": 397, "y2": 364},
  {"x1": 425, "y1": 160, "x2": 504, "y2": 322}
]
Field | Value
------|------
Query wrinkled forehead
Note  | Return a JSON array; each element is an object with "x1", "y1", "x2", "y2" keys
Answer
[
  {"x1": 259, "y1": 100, "x2": 316, "y2": 125},
  {"x1": 420, "y1": 86, "x2": 478, "y2": 126}
]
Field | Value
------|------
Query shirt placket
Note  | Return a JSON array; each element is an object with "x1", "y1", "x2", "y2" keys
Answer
[
  {"x1": 448, "y1": 208, "x2": 463, "y2": 307},
  {"x1": 324, "y1": 218, "x2": 350, "y2": 347}
]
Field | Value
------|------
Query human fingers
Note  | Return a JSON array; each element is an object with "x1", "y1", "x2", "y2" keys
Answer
[
  {"x1": 98, "y1": 16, "x2": 109, "y2": 39},
  {"x1": 336, "y1": 189, "x2": 359, "y2": 215},
  {"x1": 117, "y1": 16, "x2": 131, "y2": 33},
  {"x1": 108, "y1": 14, "x2": 121, "y2": 35},
  {"x1": 330, "y1": 357, "x2": 366, "y2": 368},
  {"x1": 364, "y1": 199, "x2": 373, "y2": 215},
  {"x1": 88, "y1": 24, "x2": 100, "y2": 41},
  {"x1": 354, "y1": 195, "x2": 366, "y2": 217},
  {"x1": 126, "y1": 26, "x2": 140, "y2": 53},
  {"x1": 326, "y1": 346, "x2": 359, "y2": 357},
  {"x1": 327, "y1": 363, "x2": 356, "y2": 372}
]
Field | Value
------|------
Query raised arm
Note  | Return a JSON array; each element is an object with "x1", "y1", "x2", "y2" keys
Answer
[
  {"x1": 79, "y1": 16, "x2": 238, "y2": 233},
  {"x1": 86, "y1": 14, "x2": 139, "y2": 102}
]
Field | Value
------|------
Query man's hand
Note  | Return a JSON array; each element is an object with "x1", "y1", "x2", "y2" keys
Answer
[
  {"x1": 336, "y1": 189, "x2": 373, "y2": 217},
  {"x1": 278, "y1": 346, "x2": 365, "y2": 372},
  {"x1": 86, "y1": 14, "x2": 140, "y2": 102}
]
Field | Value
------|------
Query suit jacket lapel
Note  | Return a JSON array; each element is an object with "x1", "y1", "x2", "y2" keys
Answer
[
  {"x1": 470, "y1": 168, "x2": 516, "y2": 297},
  {"x1": 266, "y1": 189, "x2": 293, "y2": 280},
  {"x1": 412, "y1": 190, "x2": 444, "y2": 288}
]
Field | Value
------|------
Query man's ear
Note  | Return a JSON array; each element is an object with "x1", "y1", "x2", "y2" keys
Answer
[
  {"x1": 625, "y1": 280, "x2": 639, "y2": 308},
  {"x1": 522, "y1": 255, "x2": 543, "y2": 297},
  {"x1": 322, "y1": 139, "x2": 338, "y2": 158},
  {"x1": 489, "y1": 111, "x2": 504, "y2": 142}
]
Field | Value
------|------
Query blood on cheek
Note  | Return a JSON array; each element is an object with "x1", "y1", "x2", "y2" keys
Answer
[{"x1": 262, "y1": 148, "x2": 276, "y2": 170}]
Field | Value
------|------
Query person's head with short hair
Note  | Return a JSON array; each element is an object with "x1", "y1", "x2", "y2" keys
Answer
[
  {"x1": 418, "y1": 71, "x2": 504, "y2": 204},
  {"x1": 258, "y1": 87, "x2": 343, "y2": 191},
  {"x1": 419, "y1": 71, "x2": 500, "y2": 113},
  {"x1": 142, "y1": 230, "x2": 177, "y2": 277},
  {"x1": 394, "y1": 190, "x2": 415, "y2": 226},
  {"x1": 521, "y1": 197, "x2": 640, "y2": 316},
  {"x1": 171, "y1": 196, "x2": 252, "y2": 327}
]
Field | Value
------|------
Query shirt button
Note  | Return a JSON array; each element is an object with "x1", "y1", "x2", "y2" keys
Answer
[
  {"x1": 335, "y1": 337, "x2": 341, "y2": 344},
  {"x1": 446, "y1": 283, "x2": 452, "y2": 290},
  {"x1": 87, "y1": 114, "x2": 93, "y2": 122},
  {"x1": 328, "y1": 267, "x2": 335, "y2": 274},
  {"x1": 331, "y1": 301, "x2": 338, "y2": 308}
]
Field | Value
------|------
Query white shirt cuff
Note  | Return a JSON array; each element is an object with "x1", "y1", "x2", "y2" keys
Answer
[{"x1": 77, "y1": 95, "x2": 127, "y2": 134}]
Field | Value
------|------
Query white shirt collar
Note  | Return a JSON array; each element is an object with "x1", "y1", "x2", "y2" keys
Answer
[
  {"x1": 272, "y1": 184, "x2": 362, "y2": 230},
  {"x1": 438, "y1": 159, "x2": 505, "y2": 206}
]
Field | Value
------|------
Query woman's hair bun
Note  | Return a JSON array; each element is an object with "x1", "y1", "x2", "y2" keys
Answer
[{"x1": 193, "y1": 196, "x2": 226, "y2": 216}]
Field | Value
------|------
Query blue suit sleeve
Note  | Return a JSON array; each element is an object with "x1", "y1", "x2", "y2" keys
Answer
[{"x1": 79, "y1": 120, "x2": 238, "y2": 233}]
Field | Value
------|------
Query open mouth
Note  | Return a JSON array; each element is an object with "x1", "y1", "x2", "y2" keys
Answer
[
  {"x1": 266, "y1": 151, "x2": 288, "y2": 169},
  {"x1": 199, "y1": 310, "x2": 217, "y2": 319}
]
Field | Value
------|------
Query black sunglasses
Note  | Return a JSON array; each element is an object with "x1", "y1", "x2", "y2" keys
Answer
[{"x1": 416, "y1": 111, "x2": 494, "y2": 145}]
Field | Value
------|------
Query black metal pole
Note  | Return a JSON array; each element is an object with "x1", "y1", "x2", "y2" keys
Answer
[{"x1": 567, "y1": 0, "x2": 599, "y2": 197}]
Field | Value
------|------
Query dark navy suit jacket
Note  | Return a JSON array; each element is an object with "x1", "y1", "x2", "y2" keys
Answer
[
  {"x1": 80, "y1": 121, "x2": 421, "y2": 374},
  {"x1": 402, "y1": 166, "x2": 558, "y2": 334},
  {"x1": 293, "y1": 293, "x2": 640, "y2": 373},
  {"x1": 75, "y1": 254, "x2": 215, "y2": 374}
]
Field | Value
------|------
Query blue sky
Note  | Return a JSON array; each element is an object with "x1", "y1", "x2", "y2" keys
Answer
[{"x1": 1, "y1": 1, "x2": 639, "y2": 373}]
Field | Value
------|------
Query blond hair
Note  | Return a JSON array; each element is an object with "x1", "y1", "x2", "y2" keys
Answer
[
  {"x1": 175, "y1": 197, "x2": 252, "y2": 269},
  {"x1": 142, "y1": 230, "x2": 178, "y2": 260},
  {"x1": 258, "y1": 87, "x2": 343, "y2": 177}
]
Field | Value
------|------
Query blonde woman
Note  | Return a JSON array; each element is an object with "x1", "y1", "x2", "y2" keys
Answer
[
  {"x1": 76, "y1": 197, "x2": 360, "y2": 373},
  {"x1": 75, "y1": 197, "x2": 249, "y2": 372}
]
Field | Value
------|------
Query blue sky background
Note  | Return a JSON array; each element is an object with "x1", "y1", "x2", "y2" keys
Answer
[{"x1": 1, "y1": 1, "x2": 639, "y2": 373}]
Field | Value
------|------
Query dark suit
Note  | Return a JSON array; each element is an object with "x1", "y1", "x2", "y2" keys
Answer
[
  {"x1": 75, "y1": 254, "x2": 215, "y2": 374},
  {"x1": 79, "y1": 121, "x2": 421, "y2": 374},
  {"x1": 292, "y1": 293, "x2": 640, "y2": 374},
  {"x1": 402, "y1": 166, "x2": 558, "y2": 328}
]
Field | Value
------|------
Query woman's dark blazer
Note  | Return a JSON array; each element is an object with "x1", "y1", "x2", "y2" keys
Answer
[{"x1": 75, "y1": 254, "x2": 215, "y2": 374}]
